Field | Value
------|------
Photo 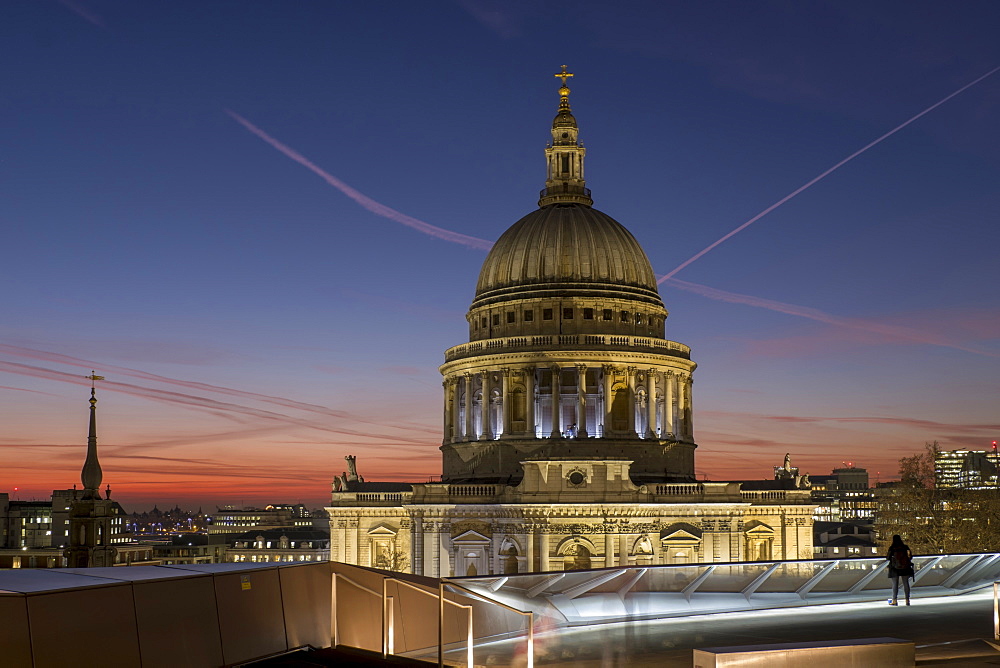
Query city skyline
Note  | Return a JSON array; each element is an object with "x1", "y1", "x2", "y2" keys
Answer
[{"x1": 3, "y1": 2, "x2": 999, "y2": 509}]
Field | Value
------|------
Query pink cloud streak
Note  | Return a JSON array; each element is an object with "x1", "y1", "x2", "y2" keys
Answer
[{"x1": 225, "y1": 110, "x2": 494, "y2": 251}]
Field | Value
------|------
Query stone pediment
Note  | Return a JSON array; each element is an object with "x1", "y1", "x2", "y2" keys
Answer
[
  {"x1": 743, "y1": 520, "x2": 775, "y2": 537},
  {"x1": 660, "y1": 523, "x2": 703, "y2": 542},
  {"x1": 452, "y1": 529, "x2": 491, "y2": 544},
  {"x1": 366, "y1": 523, "x2": 398, "y2": 536}
]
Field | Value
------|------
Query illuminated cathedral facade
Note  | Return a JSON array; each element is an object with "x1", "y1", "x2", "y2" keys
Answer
[{"x1": 327, "y1": 70, "x2": 813, "y2": 577}]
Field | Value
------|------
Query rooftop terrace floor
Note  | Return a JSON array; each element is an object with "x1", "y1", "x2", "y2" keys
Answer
[{"x1": 413, "y1": 588, "x2": 1000, "y2": 666}]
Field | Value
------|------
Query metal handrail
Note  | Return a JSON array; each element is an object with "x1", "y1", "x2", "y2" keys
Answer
[
  {"x1": 442, "y1": 580, "x2": 534, "y2": 668},
  {"x1": 381, "y1": 577, "x2": 472, "y2": 666},
  {"x1": 994, "y1": 581, "x2": 999, "y2": 641}
]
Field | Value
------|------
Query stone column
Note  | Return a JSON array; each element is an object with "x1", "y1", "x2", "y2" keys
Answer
[
  {"x1": 685, "y1": 377, "x2": 694, "y2": 440},
  {"x1": 619, "y1": 533, "x2": 630, "y2": 567},
  {"x1": 604, "y1": 533, "x2": 615, "y2": 567},
  {"x1": 480, "y1": 370, "x2": 492, "y2": 440},
  {"x1": 539, "y1": 531, "x2": 550, "y2": 571},
  {"x1": 550, "y1": 366, "x2": 562, "y2": 438},
  {"x1": 452, "y1": 379, "x2": 462, "y2": 443},
  {"x1": 525, "y1": 367, "x2": 536, "y2": 438},
  {"x1": 443, "y1": 379, "x2": 453, "y2": 442},
  {"x1": 645, "y1": 369, "x2": 656, "y2": 439},
  {"x1": 500, "y1": 368, "x2": 510, "y2": 438},
  {"x1": 576, "y1": 364, "x2": 588, "y2": 437},
  {"x1": 336, "y1": 520, "x2": 346, "y2": 563},
  {"x1": 425, "y1": 522, "x2": 441, "y2": 578},
  {"x1": 526, "y1": 523, "x2": 535, "y2": 572},
  {"x1": 348, "y1": 520, "x2": 359, "y2": 565},
  {"x1": 463, "y1": 374, "x2": 474, "y2": 441},
  {"x1": 664, "y1": 372, "x2": 675, "y2": 438},
  {"x1": 412, "y1": 515, "x2": 423, "y2": 575},
  {"x1": 602, "y1": 365, "x2": 614, "y2": 437},
  {"x1": 676, "y1": 374, "x2": 686, "y2": 441},
  {"x1": 626, "y1": 366, "x2": 638, "y2": 437}
]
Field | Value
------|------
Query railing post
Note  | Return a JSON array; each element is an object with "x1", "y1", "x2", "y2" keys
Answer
[
  {"x1": 527, "y1": 611, "x2": 534, "y2": 668},
  {"x1": 331, "y1": 572, "x2": 339, "y2": 647},
  {"x1": 466, "y1": 605, "x2": 474, "y2": 668},
  {"x1": 438, "y1": 581, "x2": 445, "y2": 668},
  {"x1": 388, "y1": 597, "x2": 395, "y2": 655},
  {"x1": 994, "y1": 581, "x2": 999, "y2": 641},
  {"x1": 382, "y1": 578, "x2": 388, "y2": 658}
]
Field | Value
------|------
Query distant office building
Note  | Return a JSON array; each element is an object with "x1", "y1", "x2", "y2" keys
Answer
[
  {"x1": 809, "y1": 465, "x2": 875, "y2": 522},
  {"x1": 208, "y1": 504, "x2": 316, "y2": 535},
  {"x1": 226, "y1": 528, "x2": 330, "y2": 564},
  {"x1": 935, "y1": 449, "x2": 1000, "y2": 489},
  {"x1": 152, "y1": 534, "x2": 226, "y2": 565}
]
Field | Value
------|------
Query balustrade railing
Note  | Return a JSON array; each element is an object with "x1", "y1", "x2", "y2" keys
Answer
[
  {"x1": 654, "y1": 483, "x2": 705, "y2": 496},
  {"x1": 444, "y1": 335, "x2": 691, "y2": 361},
  {"x1": 448, "y1": 485, "x2": 503, "y2": 498}
]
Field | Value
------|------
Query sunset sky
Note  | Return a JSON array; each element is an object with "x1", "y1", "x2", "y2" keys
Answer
[{"x1": 3, "y1": 2, "x2": 999, "y2": 510}]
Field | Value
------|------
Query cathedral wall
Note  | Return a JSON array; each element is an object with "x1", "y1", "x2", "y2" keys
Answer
[{"x1": 328, "y1": 500, "x2": 814, "y2": 577}]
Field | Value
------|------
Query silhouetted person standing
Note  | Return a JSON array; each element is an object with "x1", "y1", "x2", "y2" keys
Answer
[{"x1": 886, "y1": 534, "x2": 914, "y2": 605}]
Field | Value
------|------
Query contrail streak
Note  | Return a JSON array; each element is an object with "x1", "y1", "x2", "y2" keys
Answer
[
  {"x1": 57, "y1": 0, "x2": 106, "y2": 28},
  {"x1": 226, "y1": 110, "x2": 494, "y2": 251},
  {"x1": 665, "y1": 277, "x2": 1000, "y2": 357},
  {"x1": 659, "y1": 65, "x2": 1000, "y2": 282}
]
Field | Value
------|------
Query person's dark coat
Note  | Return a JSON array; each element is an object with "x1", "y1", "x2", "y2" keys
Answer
[{"x1": 886, "y1": 542, "x2": 915, "y2": 579}]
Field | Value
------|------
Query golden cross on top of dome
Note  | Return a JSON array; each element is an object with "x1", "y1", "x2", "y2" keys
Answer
[{"x1": 554, "y1": 65, "x2": 574, "y2": 87}]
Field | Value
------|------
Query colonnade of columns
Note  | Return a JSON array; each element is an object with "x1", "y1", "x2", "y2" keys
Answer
[{"x1": 443, "y1": 365, "x2": 693, "y2": 443}]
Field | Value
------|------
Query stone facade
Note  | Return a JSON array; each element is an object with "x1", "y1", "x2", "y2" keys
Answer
[{"x1": 329, "y1": 459, "x2": 813, "y2": 576}]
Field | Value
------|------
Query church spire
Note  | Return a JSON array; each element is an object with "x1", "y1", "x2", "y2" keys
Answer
[
  {"x1": 538, "y1": 65, "x2": 593, "y2": 207},
  {"x1": 80, "y1": 373, "x2": 105, "y2": 500}
]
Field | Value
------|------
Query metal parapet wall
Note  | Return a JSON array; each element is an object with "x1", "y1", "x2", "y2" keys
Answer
[{"x1": 0, "y1": 562, "x2": 332, "y2": 667}]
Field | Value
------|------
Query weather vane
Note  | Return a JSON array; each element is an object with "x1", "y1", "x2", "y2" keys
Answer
[{"x1": 87, "y1": 371, "x2": 105, "y2": 390}]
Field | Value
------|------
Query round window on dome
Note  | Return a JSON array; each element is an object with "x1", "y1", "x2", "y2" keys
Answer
[{"x1": 568, "y1": 471, "x2": 585, "y2": 486}]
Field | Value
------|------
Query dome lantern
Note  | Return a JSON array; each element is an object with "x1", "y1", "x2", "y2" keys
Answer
[{"x1": 539, "y1": 66, "x2": 593, "y2": 207}]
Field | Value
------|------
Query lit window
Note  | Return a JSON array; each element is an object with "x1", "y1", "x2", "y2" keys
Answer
[
  {"x1": 602, "y1": 309, "x2": 613, "y2": 321},
  {"x1": 621, "y1": 311, "x2": 629, "y2": 322}
]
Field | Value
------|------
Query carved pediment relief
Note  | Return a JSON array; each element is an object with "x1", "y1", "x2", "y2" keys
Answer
[
  {"x1": 367, "y1": 523, "x2": 398, "y2": 536},
  {"x1": 452, "y1": 529, "x2": 492, "y2": 544},
  {"x1": 451, "y1": 520, "x2": 491, "y2": 539},
  {"x1": 743, "y1": 520, "x2": 775, "y2": 537},
  {"x1": 660, "y1": 522, "x2": 703, "y2": 542}
]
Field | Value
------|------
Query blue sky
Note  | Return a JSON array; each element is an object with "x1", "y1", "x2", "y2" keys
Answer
[{"x1": 3, "y1": 1, "x2": 999, "y2": 509}]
